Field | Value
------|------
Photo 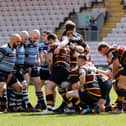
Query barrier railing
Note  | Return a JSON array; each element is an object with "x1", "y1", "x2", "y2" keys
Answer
[{"x1": 84, "y1": 30, "x2": 100, "y2": 41}]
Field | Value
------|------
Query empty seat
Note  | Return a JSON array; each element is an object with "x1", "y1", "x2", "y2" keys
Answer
[{"x1": 0, "y1": 0, "x2": 88, "y2": 43}]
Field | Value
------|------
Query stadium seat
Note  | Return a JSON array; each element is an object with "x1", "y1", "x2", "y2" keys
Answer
[{"x1": 0, "y1": 0, "x2": 94, "y2": 43}]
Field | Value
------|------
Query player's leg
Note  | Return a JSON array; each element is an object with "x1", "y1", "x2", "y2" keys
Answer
[{"x1": 31, "y1": 67, "x2": 46, "y2": 110}]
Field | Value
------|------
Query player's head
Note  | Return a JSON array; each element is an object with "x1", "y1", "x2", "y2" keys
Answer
[
  {"x1": 10, "y1": 33, "x2": 22, "y2": 48},
  {"x1": 77, "y1": 54, "x2": 87, "y2": 66},
  {"x1": 47, "y1": 33, "x2": 58, "y2": 44},
  {"x1": 20, "y1": 30, "x2": 29, "y2": 43},
  {"x1": 30, "y1": 29, "x2": 40, "y2": 43},
  {"x1": 98, "y1": 42, "x2": 110, "y2": 56},
  {"x1": 42, "y1": 31, "x2": 50, "y2": 43},
  {"x1": 65, "y1": 20, "x2": 76, "y2": 36}
]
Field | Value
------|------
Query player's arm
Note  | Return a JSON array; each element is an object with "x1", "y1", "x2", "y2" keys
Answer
[
  {"x1": 112, "y1": 58, "x2": 121, "y2": 78},
  {"x1": 71, "y1": 65, "x2": 79, "y2": 72},
  {"x1": 79, "y1": 68, "x2": 86, "y2": 85},
  {"x1": 45, "y1": 52, "x2": 53, "y2": 73},
  {"x1": 0, "y1": 48, "x2": 6, "y2": 61},
  {"x1": 53, "y1": 38, "x2": 69, "y2": 55},
  {"x1": 59, "y1": 36, "x2": 69, "y2": 48},
  {"x1": 39, "y1": 49, "x2": 47, "y2": 65},
  {"x1": 70, "y1": 42, "x2": 84, "y2": 53},
  {"x1": 107, "y1": 50, "x2": 120, "y2": 78},
  {"x1": 84, "y1": 44, "x2": 90, "y2": 54},
  {"x1": 78, "y1": 40, "x2": 90, "y2": 54},
  {"x1": 39, "y1": 51, "x2": 43, "y2": 64},
  {"x1": 36, "y1": 52, "x2": 41, "y2": 66},
  {"x1": 96, "y1": 68, "x2": 112, "y2": 77}
]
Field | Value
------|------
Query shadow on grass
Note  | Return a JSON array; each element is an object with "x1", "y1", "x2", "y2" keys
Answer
[
  {"x1": 0, "y1": 111, "x2": 123, "y2": 117},
  {"x1": 13, "y1": 111, "x2": 119, "y2": 117}
]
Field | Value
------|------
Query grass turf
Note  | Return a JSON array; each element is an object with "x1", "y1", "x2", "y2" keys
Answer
[{"x1": 0, "y1": 85, "x2": 125, "y2": 126}]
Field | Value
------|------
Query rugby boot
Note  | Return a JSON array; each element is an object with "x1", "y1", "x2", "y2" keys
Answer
[
  {"x1": 53, "y1": 102, "x2": 66, "y2": 114},
  {"x1": 109, "y1": 102, "x2": 122, "y2": 114},
  {"x1": 122, "y1": 103, "x2": 126, "y2": 112},
  {"x1": 80, "y1": 107, "x2": 91, "y2": 115},
  {"x1": 25, "y1": 103, "x2": 40, "y2": 112}
]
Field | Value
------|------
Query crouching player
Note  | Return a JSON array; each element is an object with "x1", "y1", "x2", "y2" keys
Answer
[{"x1": 66, "y1": 54, "x2": 101, "y2": 114}]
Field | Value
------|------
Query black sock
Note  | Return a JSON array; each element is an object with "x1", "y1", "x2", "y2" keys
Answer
[
  {"x1": 0, "y1": 96, "x2": 2, "y2": 110},
  {"x1": 8, "y1": 90, "x2": 16, "y2": 109},
  {"x1": 1, "y1": 96, "x2": 7, "y2": 111},
  {"x1": 15, "y1": 91, "x2": 23, "y2": 109},
  {"x1": 46, "y1": 94, "x2": 54, "y2": 107},
  {"x1": 22, "y1": 89, "x2": 29, "y2": 109},
  {"x1": 36, "y1": 91, "x2": 46, "y2": 109}
]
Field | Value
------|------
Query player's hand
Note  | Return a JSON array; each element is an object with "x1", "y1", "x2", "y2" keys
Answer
[
  {"x1": 54, "y1": 47, "x2": 60, "y2": 54},
  {"x1": 22, "y1": 80, "x2": 28, "y2": 89}
]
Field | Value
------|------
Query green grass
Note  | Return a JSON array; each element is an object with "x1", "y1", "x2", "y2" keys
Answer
[{"x1": 0, "y1": 85, "x2": 125, "y2": 126}]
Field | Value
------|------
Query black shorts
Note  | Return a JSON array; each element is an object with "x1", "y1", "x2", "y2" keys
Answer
[
  {"x1": 67, "y1": 70, "x2": 79, "y2": 84},
  {"x1": 79, "y1": 90, "x2": 100, "y2": 107},
  {"x1": 98, "y1": 79, "x2": 112, "y2": 99},
  {"x1": 67, "y1": 75, "x2": 79, "y2": 84},
  {"x1": 7, "y1": 73, "x2": 17, "y2": 86},
  {"x1": 15, "y1": 67, "x2": 24, "y2": 82},
  {"x1": 120, "y1": 69, "x2": 126, "y2": 76},
  {"x1": 0, "y1": 71, "x2": 8, "y2": 82},
  {"x1": 48, "y1": 65, "x2": 69, "y2": 85},
  {"x1": 31, "y1": 67, "x2": 39, "y2": 77},
  {"x1": 24, "y1": 64, "x2": 33, "y2": 73},
  {"x1": 40, "y1": 68, "x2": 49, "y2": 80}
]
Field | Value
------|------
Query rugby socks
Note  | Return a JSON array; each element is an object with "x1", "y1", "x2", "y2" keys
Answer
[
  {"x1": 105, "y1": 96, "x2": 125, "y2": 112},
  {"x1": 22, "y1": 89, "x2": 29, "y2": 109},
  {"x1": 46, "y1": 93, "x2": 54, "y2": 110},
  {"x1": 52, "y1": 90, "x2": 56, "y2": 108},
  {"x1": 9, "y1": 90, "x2": 23, "y2": 111},
  {"x1": 70, "y1": 97, "x2": 81, "y2": 106},
  {"x1": 36, "y1": 91, "x2": 46, "y2": 109},
  {"x1": 116, "y1": 89, "x2": 126, "y2": 110},
  {"x1": 105, "y1": 104, "x2": 116, "y2": 112},
  {"x1": 69, "y1": 97, "x2": 81, "y2": 111},
  {"x1": 0, "y1": 96, "x2": 1, "y2": 110},
  {"x1": 58, "y1": 88, "x2": 68, "y2": 108},
  {"x1": 8, "y1": 90, "x2": 16, "y2": 111},
  {"x1": 7, "y1": 87, "x2": 12, "y2": 109},
  {"x1": 14, "y1": 91, "x2": 23, "y2": 110},
  {"x1": 0, "y1": 90, "x2": 8, "y2": 112},
  {"x1": 117, "y1": 96, "x2": 126, "y2": 112},
  {"x1": 122, "y1": 97, "x2": 126, "y2": 111}
]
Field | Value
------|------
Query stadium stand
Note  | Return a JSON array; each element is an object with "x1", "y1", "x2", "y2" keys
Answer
[
  {"x1": 87, "y1": 0, "x2": 126, "y2": 66},
  {"x1": 0, "y1": 0, "x2": 124, "y2": 66},
  {"x1": 0, "y1": 0, "x2": 92, "y2": 43},
  {"x1": 102, "y1": 15, "x2": 126, "y2": 44},
  {"x1": 87, "y1": 42, "x2": 107, "y2": 66}
]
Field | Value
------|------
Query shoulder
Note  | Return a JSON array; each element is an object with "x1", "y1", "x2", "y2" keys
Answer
[
  {"x1": 0, "y1": 44, "x2": 9, "y2": 54},
  {"x1": 39, "y1": 42, "x2": 44, "y2": 46},
  {"x1": 61, "y1": 36, "x2": 68, "y2": 41},
  {"x1": 79, "y1": 67, "x2": 86, "y2": 75},
  {"x1": 108, "y1": 47, "x2": 118, "y2": 57},
  {"x1": 73, "y1": 32, "x2": 83, "y2": 38},
  {"x1": 80, "y1": 65, "x2": 87, "y2": 71}
]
